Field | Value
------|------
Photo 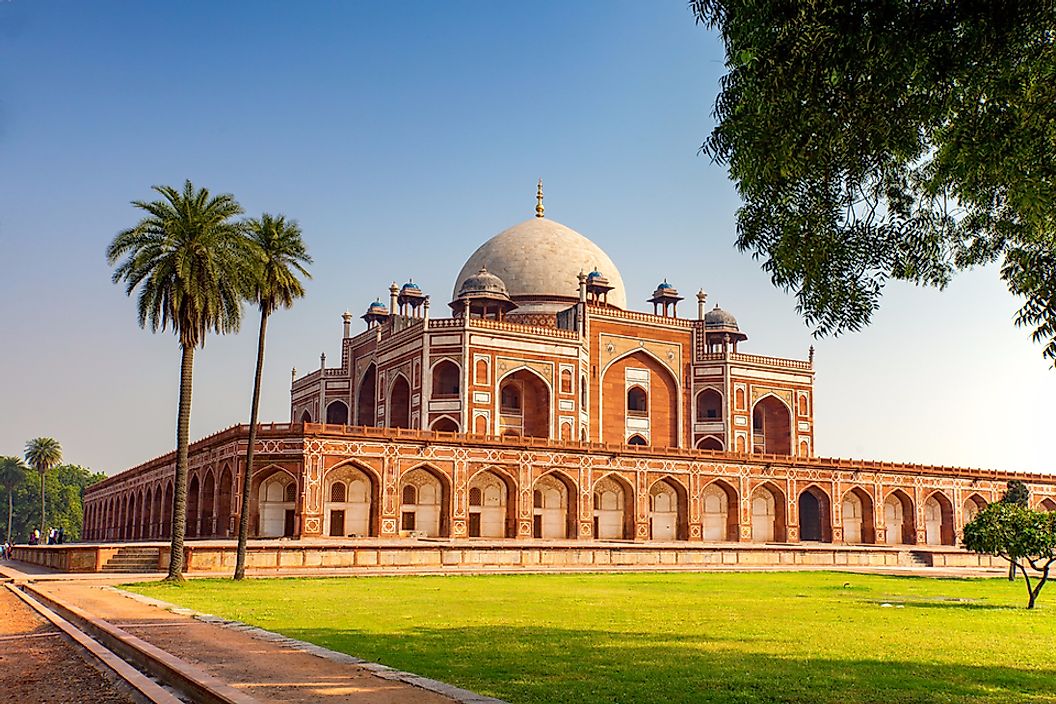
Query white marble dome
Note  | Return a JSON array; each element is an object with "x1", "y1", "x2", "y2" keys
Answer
[{"x1": 452, "y1": 217, "x2": 626, "y2": 314}]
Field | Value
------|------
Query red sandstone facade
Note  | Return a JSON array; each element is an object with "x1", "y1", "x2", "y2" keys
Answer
[{"x1": 82, "y1": 196, "x2": 1056, "y2": 547}]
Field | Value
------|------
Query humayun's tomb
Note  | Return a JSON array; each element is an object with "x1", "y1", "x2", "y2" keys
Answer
[{"x1": 68, "y1": 185, "x2": 1056, "y2": 572}]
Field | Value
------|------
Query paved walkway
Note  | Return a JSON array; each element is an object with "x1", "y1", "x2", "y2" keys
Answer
[{"x1": 2, "y1": 561, "x2": 499, "y2": 704}]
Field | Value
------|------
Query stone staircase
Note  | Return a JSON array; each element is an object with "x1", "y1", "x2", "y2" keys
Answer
[
  {"x1": 908, "y1": 550, "x2": 933, "y2": 568},
  {"x1": 100, "y1": 546, "x2": 162, "y2": 573}
]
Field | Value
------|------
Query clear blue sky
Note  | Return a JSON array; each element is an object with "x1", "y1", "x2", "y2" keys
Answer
[{"x1": 1, "y1": 1, "x2": 1052, "y2": 476}]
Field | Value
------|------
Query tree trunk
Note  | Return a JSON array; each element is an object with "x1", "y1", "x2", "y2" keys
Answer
[
  {"x1": 234, "y1": 310, "x2": 269, "y2": 580},
  {"x1": 1008, "y1": 562, "x2": 1016, "y2": 581},
  {"x1": 39, "y1": 470, "x2": 46, "y2": 537},
  {"x1": 166, "y1": 343, "x2": 195, "y2": 582},
  {"x1": 7, "y1": 490, "x2": 12, "y2": 543}
]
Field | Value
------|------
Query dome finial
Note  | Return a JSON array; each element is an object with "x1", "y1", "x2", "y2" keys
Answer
[{"x1": 535, "y1": 178, "x2": 545, "y2": 218}]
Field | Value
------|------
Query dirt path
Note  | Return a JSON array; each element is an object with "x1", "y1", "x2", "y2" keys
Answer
[
  {"x1": 0, "y1": 587, "x2": 136, "y2": 704},
  {"x1": 33, "y1": 581, "x2": 462, "y2": 704}
]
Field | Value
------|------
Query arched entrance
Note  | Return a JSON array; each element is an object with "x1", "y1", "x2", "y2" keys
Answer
[
  {"x1": 186, "y1": 475, "x2": 200, "y2": 538},
  {"x1": 963, "y1": 494, "x2": 987, "y2": 525},
  {"x1": 600, "y1": 351, "x2": 679, "y2": 448},
  {"x1": 924, "y1": 492, "x2": 955, "y2": 545},
  {"x1": 326, "y1": 400, "x2": 349, "y2": 425},
  {"x1": 1040, "y1": 498, "x2": 1056, "y2": 512},
  {"x1": 649, "y1": 478, "x2": 688, "y2": 541},
  {"x1": 752, "y1": 396, "x2": 792, "y2": 454},
  {"x1": 216, "y1": 466, "x2": 233, "y2": 538},
  {"x1": 798, "y1": 486, "x2": 832, "y2": 542},
  {"x1": 431, "y1": 416, "x2": 459, "y2": 433},
  {"x1": 841, "y1": 488, "x2": 875, "y2": 544},
  {"x1": 498, "y1": 369, "x2": 551, "y2": 438},
  {"x1": 883, "y1": 490, "x2": 915, "y2": 544},
  {"x1": 533, "y1": 473, "x2": 575, "y2": 538},
  {"x1": 468, "y1": 469, "x2": 513, "y2": 538},
  {"x1": 696, "y1": 436, "x2": 723, "y2": 451},
  {"x1": 702, "y1": 480, "x2": 738, "y2": 542},
  {"x1": 696, "y1": 389, "x2": 723, "y2": 421},
  {"x1": 388, "y1": 374, "x2": 411, "y2": 429},
  {"x1": 324, "y1": 464, "x2": 375, "y2": 537},
  {"x1": 257, "y1": 472, "x2": 297, "y2": 538},
  {"x1": 750, "y1": 483, "x2": 786, "y2": 542},
  {"x1": 200, "y1": 471, "x2": 216, "y2": 537},
  {"x1": 356, "y1": 364, "x2": 377, "y2": 426},
  {"x1": 431, "y1": 360, "x2": 460, "y2": 398},
  {"x1": 161, "y1": 482, "x2": 173, "y2": 539},
  {"x1": 399, "y1": 467, "x2": 448, "y2": 537},
  {"x1": 593, "y1": 475, "x2": 633, "y2": 540},
  {"x1": 142, "y1": 490, "x2": 153, "y2": 540}
]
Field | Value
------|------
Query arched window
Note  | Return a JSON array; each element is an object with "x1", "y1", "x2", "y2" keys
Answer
[
  {"x1": 469, "y1": 486, "x2": 482, "y2": 506},
  {"x1": 475, "y1": 359, "x2": 489, "y2": 385},
  {"x1": 627, "y1": 387, "x2": 648, "y2": 415},
  {"x1": 580, "y1": 375, "x2": 588, "y2": 408},
  {"x1": 500, "y1": 384, "x2": 521, "y2": 412},
  {"x1": 432, "y1": 361, "x2": 460, "y2": 398},
  {"x1": 330, "y1": 482, "x2": 346, "y2": 503},
  {"x1": 696, "y1": 389, "x2": 722, "y2": 421},
  {"x1": 798, "y1": 394, "x2": 809, "y2": 416},
  {"x1": 284, "y1": 482, "x2": 297, "y2": 502},
  {"x1": 300, "y1": 409, "x2": 312, "y2": 423},
  {"x1": 402, "y1": 484, "x2": 417, "y2": 505},
  {"x1": 560, "y1": 369, "x2": 573, "y2": 394},
  {"x1": 533, "y1": 489, "x2": 542, "y2": 509},
  {"x1": 628, "y1": 434, "x2": 647, "y2": 446}
]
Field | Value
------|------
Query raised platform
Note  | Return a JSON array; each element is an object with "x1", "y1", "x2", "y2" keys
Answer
[{"x1": 12, "y1": 539, "x2": 1004, "y2": 575}]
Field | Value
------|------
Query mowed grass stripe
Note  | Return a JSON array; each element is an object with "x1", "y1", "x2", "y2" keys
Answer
[{"x1": 127, "y1": 572, "x2": 1056, "y2": 704}]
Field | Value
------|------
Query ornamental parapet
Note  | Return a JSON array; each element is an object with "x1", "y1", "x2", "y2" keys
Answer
[
  {"x1": 587, "y1": 304, "x2": 694, "y2": 328},
  {"x1": 696, "y1": 350, "x2": 812, "y2": 371},
  {"x1": 468, "y1": 317, "x2": 579, "y2": 339}
]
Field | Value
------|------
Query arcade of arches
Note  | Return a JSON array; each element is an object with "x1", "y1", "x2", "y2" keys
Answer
[{"x1": 83, "y1": 433, "x2": 1056, "y2": 548}]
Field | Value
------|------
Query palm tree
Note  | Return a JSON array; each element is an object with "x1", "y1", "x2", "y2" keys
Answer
[
  {"x1": 107, "y1": 180, "x2": 252, "y2": 581},
  {"x1": 234, "y1": 213, "x2": 312, "y2": 580},
  {"x1": 24, "y1": 438, "x2": 62, "y2": 537},
  {"x1": 0, "y1": 456, "x2": 29, "y2": 543}
]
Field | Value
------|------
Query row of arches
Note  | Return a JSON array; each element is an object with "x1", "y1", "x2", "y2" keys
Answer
[
  {"x1": 83, "y1": 466, "x2": 236, "y2": 542},
  {"x1": 251, "y1": 462, "x2": 1043, "y2": 544},
  {"x1": 86, "y1": 463, "x2": 1056, "y2": 544},
  {"x1": 307, "y1": 356, "x2": 801, "y2": 456}
]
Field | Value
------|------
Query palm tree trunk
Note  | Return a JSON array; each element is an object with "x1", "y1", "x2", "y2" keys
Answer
[
  {"x1": 234, "y1": 310, "x2": 269, "y2": 580},
  {"x1": 166, "y1": 343, "x2": 194, "y2": 582},
  {"x1": 7, "y1": 490, "x2": 12, "y2": 543},
  {"x1": 39, "y1": 471, "x2": 46, "y2": 537}
]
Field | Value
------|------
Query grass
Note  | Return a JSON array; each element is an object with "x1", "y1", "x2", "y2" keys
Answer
[{"x1": 126, "y1": 572, "x2": 1056, "y2": 704}]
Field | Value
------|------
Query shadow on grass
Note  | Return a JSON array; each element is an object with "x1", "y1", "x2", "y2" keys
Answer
[{"x1": 280, "y1": 625, "x2": 1056, "y2": 704}]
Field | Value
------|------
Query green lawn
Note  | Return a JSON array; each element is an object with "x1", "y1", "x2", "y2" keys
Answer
[{"x1": 126, "y1": 572, "x2": 1056, "y2": 704}]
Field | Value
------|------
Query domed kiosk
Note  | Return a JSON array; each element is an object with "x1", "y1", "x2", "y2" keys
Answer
[{"x1": 452, "y1": 184, "x2": 626, "y2": 314}]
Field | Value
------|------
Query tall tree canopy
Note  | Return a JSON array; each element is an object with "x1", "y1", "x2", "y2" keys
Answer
[
  {"x1": 107, "y1": 180, "x2": 252, "y2": 580},
  {"x1": 25, "y1": 437, "x2": 62, "y2": 534},
  {"x1": 234, "y1": 213, "x2": 312, "y2": 580},
  {"x1": 692, "y1": 1, "x2": 1056, "y2": 362}
]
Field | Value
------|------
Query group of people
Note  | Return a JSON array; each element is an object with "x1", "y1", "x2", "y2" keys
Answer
[
  {"x1": 1, "y1": 541, "x2": 11, "y2": 560},
  {"x1": 26, "y1": 527, "x2": 64, "y2": 545}
]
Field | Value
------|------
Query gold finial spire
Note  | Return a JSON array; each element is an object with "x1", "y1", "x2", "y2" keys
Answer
[{"x1": 535, "y1": 178, "x2": 545, "y2": 218}]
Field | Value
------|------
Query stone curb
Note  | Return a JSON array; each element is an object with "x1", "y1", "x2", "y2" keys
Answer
[{"x1": 111, "y1": 586, "x2": 507, "y2": 704}]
